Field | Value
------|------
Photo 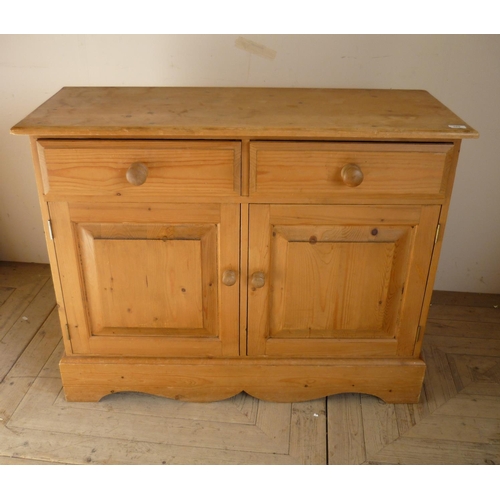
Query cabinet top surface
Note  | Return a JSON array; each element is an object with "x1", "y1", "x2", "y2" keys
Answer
[{"x1": 11, "y1": 87, "x2": 478, "y2": 140}]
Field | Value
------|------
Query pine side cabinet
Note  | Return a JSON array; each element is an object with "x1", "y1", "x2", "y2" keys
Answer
[{"x1": 11, "y1": 87, "x2": 478, "y2": 403}]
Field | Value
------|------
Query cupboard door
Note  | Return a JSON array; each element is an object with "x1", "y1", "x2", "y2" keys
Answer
[
  {"x1": 50, "y1": 202, "x2": 240, "y2": 357},
  {"x1": 247, "y1": 204, "x2": 440, "y2": 358}
]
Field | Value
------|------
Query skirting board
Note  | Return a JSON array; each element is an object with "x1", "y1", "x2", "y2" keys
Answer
[{"x1": 59, "y1": 356, "x2": 426, "y2": 404}]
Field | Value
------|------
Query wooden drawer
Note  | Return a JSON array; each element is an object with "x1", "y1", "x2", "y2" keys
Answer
[
  {"x1": 37, "y1": 140, "x2": 241, "y2": 199},
  {"x1": 250, "y1": 142, "x2": 454, "y2": 200}
]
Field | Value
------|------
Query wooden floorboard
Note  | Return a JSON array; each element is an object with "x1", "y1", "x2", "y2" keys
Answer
[
  {"x1": 0, "y1": 279, "x2": 57, "y2": 381},
  {"x1": 327, "y1": 393, "x2": 366, "y2": 464},
  {"x1": 431, "y1": 290, "x2": 500, "y2": 308},
  {"x1": 0, "y1": 455, "x2": 63, "y2": 465},
  {"x1": 0, "y1": 262, "x2": 499, "y2": 465}
]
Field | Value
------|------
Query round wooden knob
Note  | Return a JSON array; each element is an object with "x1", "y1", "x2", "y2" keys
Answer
[
  {"x1": 126, "y1": 162, "x2": 149, "y2": 186},
  {"x1": 251, "y1": 272, "x2": 266, "y2": 289},
  {"x1": 222, "y1": 269, "x2": 237, "y2": 287},
  {"x1": 341, "y1": 163, "x2": 364, "y2": 187}
]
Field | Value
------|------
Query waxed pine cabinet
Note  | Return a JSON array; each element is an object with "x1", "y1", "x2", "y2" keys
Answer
[{"x1": 11, "y1": 87, "x2": 478, "y2": 403}]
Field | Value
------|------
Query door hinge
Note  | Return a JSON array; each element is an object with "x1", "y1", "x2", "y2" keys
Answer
[
  {"x1": 47, "y1": 219, "x2": 54, "y2": 240},
  {"x1": 64, "y1": 323, "x2": 71, "y2": 341},
  {"x1": 434, "y1": 223, "x2": 441, "y2": 245},
  {"x1": 415, "y1": 325, "x2": 422, "y2": 343}
]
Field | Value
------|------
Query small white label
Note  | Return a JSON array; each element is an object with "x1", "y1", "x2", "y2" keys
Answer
[{"x1": 448, "y1": 124, "x2": 467, "y2": 129}]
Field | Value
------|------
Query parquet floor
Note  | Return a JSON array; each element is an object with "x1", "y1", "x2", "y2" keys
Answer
[{"x1": 1, "y1": 262, "x2": 499, "y2": 465}]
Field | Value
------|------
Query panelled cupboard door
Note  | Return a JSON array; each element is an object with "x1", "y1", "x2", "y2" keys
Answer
[
  {"x1": 247, "y1": 204, "x2": 440, "y2": 358},
  {"x1": 49, "y1": 202, "x2": 240, "y2": 357}
]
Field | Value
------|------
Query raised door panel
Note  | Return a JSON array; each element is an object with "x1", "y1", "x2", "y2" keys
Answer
[
  {"x1": 49, "y1": 202, "x2": 239, "y2": 357},
  {"x1": 78, "y1": 224, "x2": 215, "y2": 335},
  {"x1": 247, "y1": 204, "x2": 440, "y2": 358}
]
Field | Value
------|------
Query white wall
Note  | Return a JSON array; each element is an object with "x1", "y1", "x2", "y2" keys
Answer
[{"x1": 1, "y1": 35, "x2": 499, "y2": 292}]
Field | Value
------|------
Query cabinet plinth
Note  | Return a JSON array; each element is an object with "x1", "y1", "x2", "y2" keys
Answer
[{"x1": 11, "y1": 87, "x2": 478, "y2": 403}]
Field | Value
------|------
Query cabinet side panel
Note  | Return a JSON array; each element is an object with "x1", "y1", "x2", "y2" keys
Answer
[
  {"x1": 29, "y1": 138, "x2": 72, "y2": 354},
  {"x1": 414, "y1": 140, "x2": 462, "y2": 357}
]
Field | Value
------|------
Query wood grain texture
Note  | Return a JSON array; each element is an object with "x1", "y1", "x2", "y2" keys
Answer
[
  {"x1": 1, "y1": 264, "x2": 499, "y2": 465},
  {"x1": 0, "y1": 277, "x2": 50, "y2": 338},
  {"x1": 0, "y1": 279, "x2": 56, "y2": 381},
  {"x1": 5, "y1": 377, "x2": 325, "y2": 464},
  {"x1": 239, "y1": 203, "x2": 249, "y2": 356},
  {"x1": 0, "y1": 287, "x2": 14, "y2": 307},
  {"x1": 289, "y1": 399, "x2": 327, "y2": 464},
  {"x1": 248, "y1": 204, "x2": 438, "y2": 359},
  {"x1": 396, "y1": 205, "x2": 441, "y2": 357},
  {"x1": 78, "y1": 223, "x2": 214, "y2": 335},
  {"x1": 91, "y1": 239, "x2": 205, "y2": 330},
  {"x1": 271, "y1": 232, "x2": 396, "y2": 335},
  {"x1": 58, "y1": 356, "x2": 426, "y2": 403},
  {"x1": 411, "y1": 139, "x2": 461, "y2": 358},
  {"x1": 250, "y1": 142, "x2": 453, "y2": 200},
  {"x1": 49, "y1": 202, "x2": 240, "y2": 357},
  {"x1": 431, "y1": 290, "x2": 500, "y2": 308},
  {"x1": 328, "y1": 394, "x2": 366, "y2": 464},
  {"x1": 11, "y1": 87, "x2": 478, "y2": 139},
  {"x1": 12, "y1": 87, "x2": 478, "y2": 407},
  {"x1": 38, "y1": 140, "x2": 241, "y2": 199},
  {"x1": 28, "y1": 139, "x2": 75, "y2": 356},
  {"x1": 219, "y1": 204, "x2": 241, "y2": 356},
  {"x1": 247, "y1": 204, "x2": 271, "y2": 355}
]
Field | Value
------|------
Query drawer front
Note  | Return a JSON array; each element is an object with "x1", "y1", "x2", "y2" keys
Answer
[
  {"x1": 38, "y1": 140, "x2": 241, "y2": 199},
  {"x1": 250, "y1": 142, "x2": 454, "y2": 199}
]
